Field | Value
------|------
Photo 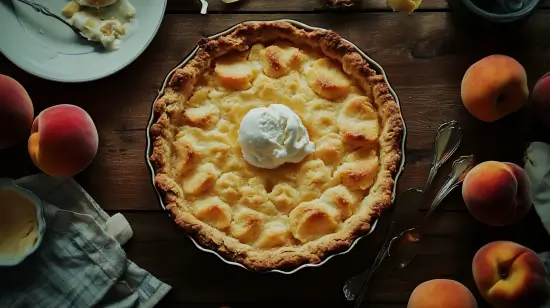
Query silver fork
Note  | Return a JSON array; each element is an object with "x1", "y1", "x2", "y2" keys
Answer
[
  {"x1": 342, "y1": 120, "x2": 462, "y2": 302},
  {"x1": 15, "y1": 0, "x2": 94, "y2": 42}
]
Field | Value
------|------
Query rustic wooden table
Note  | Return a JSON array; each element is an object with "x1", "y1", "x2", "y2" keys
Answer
[{"x1": 2, "y1": 0, "x2": 550, "y2": 307}]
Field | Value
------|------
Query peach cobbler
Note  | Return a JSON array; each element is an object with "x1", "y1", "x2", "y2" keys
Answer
[{"x1": 149, "y1": 21, "x2": 404, "y2": 271}]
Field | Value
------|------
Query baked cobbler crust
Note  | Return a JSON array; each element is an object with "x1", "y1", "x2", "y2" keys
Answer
[{"x1": 149, "y1": 21, "x2": 404, "y2": 271}]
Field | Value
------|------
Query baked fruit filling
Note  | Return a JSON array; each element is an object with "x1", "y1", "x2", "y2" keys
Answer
[{"x1": 150, "y1": 22, "x2": 403, "y2": 270}]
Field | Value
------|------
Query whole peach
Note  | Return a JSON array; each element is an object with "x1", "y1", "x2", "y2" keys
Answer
[
  {"x1": 532, "y1": 72, "x2": 550, "y2": 126},
  {"x1": 473, "y1": 241, "x2": 550, "y2": 308},
  {"x1": 0, "y1": 75, "x2": 33, "y2": 149},
  {"x1": 462, "y1": 161, "x2": 532, "y2": 226},
  {"x1": 461, "y1": 55, "x2": 528, "y2": 122},
  {"x1": 407, "y1": 279, "x2": 477, "y2": 308},
  {"x1": 28, "y1": 104, "x2": 98, "y2": 177}
]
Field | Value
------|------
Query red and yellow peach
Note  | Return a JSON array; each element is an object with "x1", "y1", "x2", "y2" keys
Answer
[
  {"x1": 28, "y1": 104, "x2": 98, "y2": 177},
  {"x1": 0, "y1": 74, "x2": 34, "y2": 149},
  {"x1": 407, "y1": 279, "x2": 477, "y2": 308},
  {"x1": 473, "y1": 241, "x2": 550, "y2": 308},
  {"x1": 462, "y1": 161, "x2": 532, "y2": 226},
  {"x1": 532, "y1": 72, "x2": 550, "y2": 126},
  {"x1": 461, "y1": 55, "x2": 529, "y2": 122}
]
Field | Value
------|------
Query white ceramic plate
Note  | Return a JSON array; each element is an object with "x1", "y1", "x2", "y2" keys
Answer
[
  {"x1": 145, "y1": 19, "x2": 408, "y2": 274},
  {"x1": 0, "y1": 0, "x2": 166, "y2": 83}
]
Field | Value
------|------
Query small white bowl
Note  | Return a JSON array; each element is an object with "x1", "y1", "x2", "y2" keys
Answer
[{"x1": 0, "y1": 178, "x2": 46, "y2": 267}]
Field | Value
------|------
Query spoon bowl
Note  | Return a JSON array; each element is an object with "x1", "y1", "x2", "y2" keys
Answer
[
  {"x1": 341, "y1": 120, "x2": 463, "y2": 303},
  {"x1": 388, "y1": 155, "x2": 476, "y2": 269}
]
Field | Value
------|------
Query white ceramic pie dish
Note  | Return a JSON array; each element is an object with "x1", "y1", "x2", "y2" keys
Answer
[
  {"x1": 145, "y1": 19, "x2": 407, "y2": 274},
  {"x1": 0, "y1": 0, "x2": 166, "y2": 83}
]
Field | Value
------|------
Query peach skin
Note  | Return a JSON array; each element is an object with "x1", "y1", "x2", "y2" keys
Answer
[
  {"x1": 461, "y1": 55, "x2": 528, "y2": 122},
  {"x1": 407, "y1": 279, "x2": 477, "y2": 308},
  {"x1": 462, "y1": 161, "x2": 532, "y2": 226},
  {"x1": 473, "y1": 241, "x2": 550, "y2": 308},
  {"x1": 0, "y1": 74, "x2": 34, "y2": 149},
  {"x1": 28, "y1": 104, "x2": 98, "y2": 177},
  {"x1": 532, "y1": 72, "x2": 550, "y2": 127}
]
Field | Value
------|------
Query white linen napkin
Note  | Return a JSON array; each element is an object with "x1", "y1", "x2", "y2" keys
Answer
[
  {"x1": 524, "y1": 142, "x2": 550, "y2": 236},
  {"x1": 0, "y1": 174, "x2": 171, "y2": 308},
  {"x1": 524, "y1": 142, "x2": 550, "y2": 308}
]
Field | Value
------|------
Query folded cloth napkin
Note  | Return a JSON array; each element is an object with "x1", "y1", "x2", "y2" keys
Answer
[
  {"x1": 525, "y1": 142, "x2": 550, "y2": 308},
  {"x1": 525, "y1": 142, "x2": 550, "y2": 236},
  {"x1": 0, "y1": 174, "x2": 171, "y2": 308}
]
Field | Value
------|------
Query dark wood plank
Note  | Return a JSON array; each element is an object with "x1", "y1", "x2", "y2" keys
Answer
[
  {"x1": 123, "y1": 211, "x2": 475, "y2": 304},
  {"x1": 119, "y1": 209, "x2": 550, "y2": 307},
  {"x1": 0, "y1": 55, "x2": 5, "y2": 72},
  {"x1": 2, "y1": 12, "x2": 550, "y2": 308},
  {"x1": 2, "y1": 11, "x2": 550, "y2": 210},
  {"x1": 156, "y1": 303, "x2": 404, "y2": 308},
  {"x1": 156, "y1": 304, "x2": 405, "y2": 308},
  {"x1": 156, "y1": 304, "x2": 406, "y2": 308},
  {"x1": 175, "y1": 0, "x2": 445, "y2": 12},
  {"x1": 171, "y1": 0, "x2": 550, "y2": 12}
]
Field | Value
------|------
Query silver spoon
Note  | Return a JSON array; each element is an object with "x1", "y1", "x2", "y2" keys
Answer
[
  {"x1": 342, "y1": 120, "x2": 463, "y2": 302},
  {"x1": 15, "y1": 0, "x2": 96, "y2": 43},
  {"x1": 343, "y1": 188, "x2": 425, "y2": 304},
  {"x1": 388, "y1": 155, "x2": 476, "y2": 269},
  {"x1": 424, "y1": 120, "x2": 463, "y2": 191}
]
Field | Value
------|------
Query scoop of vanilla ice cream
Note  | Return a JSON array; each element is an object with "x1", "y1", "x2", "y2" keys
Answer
[{"x1": 238, "y1": 104, "x2": 315, "y2": 169}]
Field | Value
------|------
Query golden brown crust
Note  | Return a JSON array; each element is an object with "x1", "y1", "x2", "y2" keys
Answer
[{"x1": 149, "y1": 21, "x2": 404, "y2": 271}]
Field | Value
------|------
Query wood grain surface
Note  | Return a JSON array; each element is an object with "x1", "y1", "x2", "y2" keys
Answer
[
  {"x1": 176, "y1": 0, "x2": 550, "y2": 12},
  {"x1": 1, "y1": 4, "x2": 550, "y2": 308}
]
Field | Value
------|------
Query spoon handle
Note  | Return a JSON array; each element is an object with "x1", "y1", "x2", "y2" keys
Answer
[
  {"x1": 425, "y1": 120, "x2": 462, "y2": 192},
  {"x1": 341, "y1": 121, "x2": 462, "y2": 303},
  {"x1": 423, "y1": 155, "x2": 475, "y2": 223},
  {"x1": 16, "y1": 0, "x2": 83, "y2": 36},
  {"x1": 424, "y1": 165, "x2": 439, "y2": 193},
  {"x1": 17, "y1": 0, "x2": 56, "y2": 15},
  {"x1": 388, "y1": 155, "x2": 475, "y2": 269},
  {"x1": 342, "y1": 189, "x2": 423, "y2": 302},
  {"x1": 351, "y1": 222, "x2": 395, "y2": 307}
]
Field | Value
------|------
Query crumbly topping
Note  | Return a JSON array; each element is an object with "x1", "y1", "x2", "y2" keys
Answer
[{"x1": 149, "y1": 21, "x2": 404, "y2": 271}]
